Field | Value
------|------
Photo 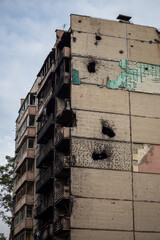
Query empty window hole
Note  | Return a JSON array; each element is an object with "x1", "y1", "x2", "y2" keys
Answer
[
  {"x1": 102, "y1": 126, "x2": 115, "y2": 138},
  {"x1": 87, "y1": 62, "x2": 96, "y2": 73},
  {"x1": 130, "y1": 45, "x2": 133, "y2": 48},
  {"x1": 78, "y1": 20, "x2": 82, "y2": 23}
]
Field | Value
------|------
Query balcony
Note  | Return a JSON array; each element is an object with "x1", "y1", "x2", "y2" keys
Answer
[
  {"x1": 37, "y1": 113, "x2": 54, "y2": 144},
  {"x1": 14, "y1": 218, "x2": 33, "y2": 236},
  {"x1": 55, "y1": 183, "x2": 69, "y2": 207},
  {"x1": 34, "y1": 194, "x2": 53, "y2": 219},
  {"x1": 15, "y1": 149, "x2": 35, "y2": 172},
  {"x1": 55, "y1": 127, "x2": 70, "y2": 153},
  {"x1": 15, "y1": 127, "x2": 36, "y2": 153},
  {"x1": 55, "y1": 154, "x2": 70, "y2": 179},
  {"x1": 36, "y1": 167, "x2": 53, "y2": 193},
  {"x1": 54, "y1": 216, "x2": 69, "y2": 235},
  {"x1": 36, "y1": 140, "x2": 54, "y2": 168},
  {"x1": 55, "y1": 72, "x2": 70, "y2": 98},
  {"x1": 55, "y1": 47, "x2": 70, "y2": 70},
  {"x1": 37, "y1": 88, "x2": 54, "y2": 120},
  {"x1": 56, "y1": 106, "x2": 74, "y2": 127},
  {"x1": 16, "y1": 106, "x2": 36, "y2": 138},
  {"x1": 14, "y1": 194, "x2": 34, "y2": 214},
  {"x1": 15, "y1": 172, "x2": 34, "y2": 193},
  {"x1": 41, "y1": 224, "x2": 53, "y2": 240}
]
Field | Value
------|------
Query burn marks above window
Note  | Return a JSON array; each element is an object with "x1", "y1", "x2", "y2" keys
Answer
[
  {"x1": 101, "y1": 120, "x2": 115, "y2": 138},
  {"x1": 87, "y1": 61, "x2": 96, "y2": 73}
]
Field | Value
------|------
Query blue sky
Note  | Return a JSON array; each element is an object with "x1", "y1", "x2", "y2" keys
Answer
[{"x1": 0, "y1": 0, "x2": 160, "y2": 237}]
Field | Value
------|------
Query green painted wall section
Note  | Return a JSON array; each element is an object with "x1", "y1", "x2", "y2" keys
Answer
[
  {"x1": 106, "y1": 60, "x2": 160, "y2": 91},
  {"x1": 72, "y1": 69, "x2": 81, "y2": 85}
]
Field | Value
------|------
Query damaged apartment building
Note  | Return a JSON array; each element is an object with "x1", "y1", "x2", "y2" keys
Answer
[{"x1": 12, "y1": 14, "x2": 160, "y2": 240}]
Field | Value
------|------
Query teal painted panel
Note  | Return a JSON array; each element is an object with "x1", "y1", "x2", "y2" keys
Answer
[
  {"x1": 72, "y1": 69, "x2": 81, "y2": 85},
  {"x1": 107, "y1": 60, "x2": 160, "y2": 91}
]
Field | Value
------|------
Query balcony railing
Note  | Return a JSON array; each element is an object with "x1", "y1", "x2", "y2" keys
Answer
[
  {"x1": 55, "y1": 72, "x2": 70, "y2": 98},
  {"x1": 55, "y1": 47, "x2": 70, "y2": 70},
  {"x1": 41, "y1": 224, "x2": 53, "y2": 240},
  {"x1": 55, "y1": 154, "x2": 70, "y2": 178},
  {"x1": 34, "y1": 194, "x2": 53, "y2": 219},
  {"x1": 36, "y1": 140, "x2": 54, "y2": 168},
  {"x1": 55, "y1": 183, "x2": 69, "y2": 206},
  {"x1": 37, "y1": 88, "x2": 54, "y2": 119},
  {"x1": 37, "y1": 113, "x2": 54, "y2": 144},
  {"x1": 36, "y1": 167, "x2": 53, "y2": 193},
  {"x1": 55, "y1": 127, "x2": 70, "y2": 153},
  {"x1": 54, "y1": 216, "x2": 69, "y2": 235}
]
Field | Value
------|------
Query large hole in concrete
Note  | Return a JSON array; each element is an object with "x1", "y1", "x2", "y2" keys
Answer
[
  {"x1": 102, "y1": 120, "x2": 115, "y2": 138},
  {"x1": 87, "y1": 62, "x2": 96, "y2": 73},
  {"x1": 92, "y1": 150, "x2": 108, "y2": 160},
  {"x1": 96, "y1": 35, "x2": 102, "y2": 41}
]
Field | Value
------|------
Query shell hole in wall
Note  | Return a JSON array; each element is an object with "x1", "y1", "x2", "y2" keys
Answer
[
  {"x1": 92, "y1": 150, "x2": 108, "y2": 160},
  {"x1": 87, "y1": 62, "x2": 96, "y2": 73},
  {"x1": 95, "y1": 35, "x2": 102, "y2": 41},
  {"x1": 102, "y1": 126, "x2": 115, "y2": 137}
]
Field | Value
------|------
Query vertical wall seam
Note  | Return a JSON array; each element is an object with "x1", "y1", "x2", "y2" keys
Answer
[{"x1": 126, "y1": 22, "x2": 136, "y2": 240}]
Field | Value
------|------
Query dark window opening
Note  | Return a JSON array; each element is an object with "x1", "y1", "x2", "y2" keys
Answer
[
  {"x1": 73, "y1": 37, "x2": 76, "y2": 42},
  {"x1": 87, "y1": 62, "x2": 96, "y2": 73},
  {"x1": 65, "y1": 59, "x2": 70, "y2": 72},
  {"x1": 92, "y1": 151, "x2": 108, "y2": 160}
]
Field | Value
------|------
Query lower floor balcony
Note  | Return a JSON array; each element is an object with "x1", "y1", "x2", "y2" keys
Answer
[
  {"x1": 34, "y1": 194, "x2": 53, "y2": 219},
  {"x1": 41, "y1": 224, "x2": 53, "y2": 240},
  {"x1": 36, "y1": 167, "x2": 53, "y2": 193},
  {"x1": 36, "y1": 140, "x2": 54, "y2": 168},
  {"x1": 54, "y1": 216, "x2": 69, "y2": 235},
  {"x1": 55, "y1": 183, "x2": 69, "y2": 207},
  {"x1": 14, "y1": 218, "x2": 33, "y2": 236},
  {"x1": 55, "y1": 154, "x2": 70, "y2": 178},
  {"x1": 55, "y1": 127, "x2": 70, "y2": 153},
  {"x1": 14, "y1": 194, "x2": 34, "y2": 214}
]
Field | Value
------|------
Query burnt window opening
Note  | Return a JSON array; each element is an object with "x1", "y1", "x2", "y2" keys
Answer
[
  {"x1": 87, "y1": 62, "x2": 96, "y2": 73},
  {"x1": 96, "y1": 35, "x2": 102, "y2": 41},
  {"x1": 92, "y1": 151, "x2": 108, "y2": 160},
  {"x1": 145, "y1": 67, "x2": 148, "y2": 71}
]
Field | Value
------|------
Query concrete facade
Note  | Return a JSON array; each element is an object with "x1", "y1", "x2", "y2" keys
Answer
[{"x1": 12, "y1": 14, "x2": 160, "y2": 240}]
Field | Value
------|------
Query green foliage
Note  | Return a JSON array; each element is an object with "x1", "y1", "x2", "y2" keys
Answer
[
  {"x1": 0, "y1": 156, "x2": 14, "y2": 227},
  {"x1": 0, "y1": 233, "x2": 7, "y2": 240}
]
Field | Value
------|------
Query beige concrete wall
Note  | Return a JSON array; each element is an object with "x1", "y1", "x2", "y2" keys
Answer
[
  {"x1": 71, "y1": 167, "x2": 132, "y2": 199},
  {"x1": 127, "y1": 24, "x2": 159, "y2": 42},
  {"x1": 70, "y1": 14, "x2": 126, "y2": 37},
  {"x1": 128, "y1": 40, "x2": 160, "y2": 65},
  {"x1": 130, "y1": 92, "x2": 160, "y2": 118},
  {"x1": 72, "y1": 57, "x2": 123, "y2": 86},
  {"x1": 135, "y1": 232, "x2": 160, "y2": 240},
  {"x1": 134, "y1": 202, "x2": 160, "y2": 231},
  {"x1": 71, "y1": 31, "x2": 127, "y2": 60},
  {"x1": 71, "y1": 110, "x2": 130, "y2": 142},
  {"x1": 71, "y1": 84, "x2": 129, "y2": 115},
  {"x1": 132, "y1": 116, "x2": 160, "y2": 144},
  {"x1": 71, "y1": 229, "x2": 133, "y2": 240},
  {"x1": 71, "y1": 137, "x2": 131, "y2": 171},
  {"x1": 71, "y1": 198, "x2": 133, "y2": 230},
  {"x1": 133, "y1": 172, "x2": 160, "y2": 201}
]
